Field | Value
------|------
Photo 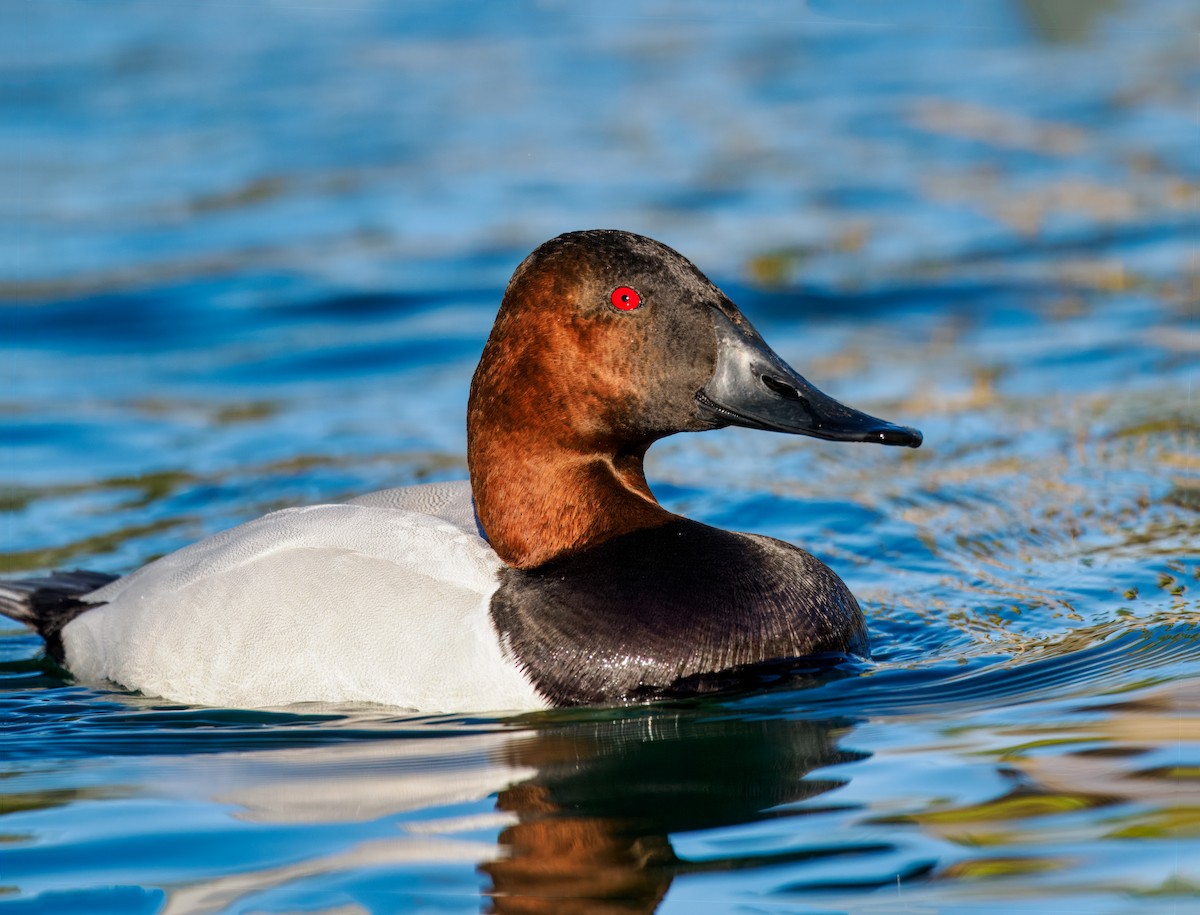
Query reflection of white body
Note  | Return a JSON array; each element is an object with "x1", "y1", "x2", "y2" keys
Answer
[
  {"x1": 181, "y1": 732, "x2": 535, "y2": 824},
  {"x1": 148, "y1": 731, "x2": 535, "y2": 915},
  {"x1": 63, "y1": 482, "x2": 546, "y2": 713}
]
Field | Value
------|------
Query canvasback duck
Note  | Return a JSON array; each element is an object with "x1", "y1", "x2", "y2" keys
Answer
[{"x1": 0, "y1": 230, "x2": 921, "y2": 712}]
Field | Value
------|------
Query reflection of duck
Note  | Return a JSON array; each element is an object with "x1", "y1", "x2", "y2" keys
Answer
[
  {"x1": 1, "y1": 230, "x2": 920, "y2": 712},
  {"x1": 482, "y1": 712, "x2": 864, "y2": 914},
  {"x1": 116, "y1": 709, "x2": 865, "y2": 914}
]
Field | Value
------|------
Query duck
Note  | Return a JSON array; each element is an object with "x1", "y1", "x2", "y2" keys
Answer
[{"x1": 0, "y1": 230, "x2": 921, "y2": 713}]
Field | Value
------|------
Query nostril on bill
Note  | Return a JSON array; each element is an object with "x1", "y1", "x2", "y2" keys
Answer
[{"x1": 761, "y1": 375, "x2": 801, "y2": 401}]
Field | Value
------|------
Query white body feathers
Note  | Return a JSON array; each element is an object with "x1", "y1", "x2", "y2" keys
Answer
[{"x1": 63, "y1": 482, "x2": 546, "y2": 713}]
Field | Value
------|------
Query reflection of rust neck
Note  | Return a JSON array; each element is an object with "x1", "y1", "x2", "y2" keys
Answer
[{"x1": 481, "y1": 784, "x2": 674, "y2": 915}]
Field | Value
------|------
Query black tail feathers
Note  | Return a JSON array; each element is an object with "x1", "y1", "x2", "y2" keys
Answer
[{"x1": 0, "y1": 570, "x2": 117, "y2": 663}]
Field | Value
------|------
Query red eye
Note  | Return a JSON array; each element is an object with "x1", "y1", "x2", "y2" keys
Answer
[{"x1": 610, "y1": 286, "x2": 641, "y2": 311}]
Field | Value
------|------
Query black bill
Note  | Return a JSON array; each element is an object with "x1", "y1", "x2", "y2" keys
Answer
[{"x1": 697, "y1": 307, "x2": 922, "y2": 448}]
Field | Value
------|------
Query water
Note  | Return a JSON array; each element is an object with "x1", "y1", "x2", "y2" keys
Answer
[{"x1": 2, "y1": 1, "x2": 1197, "y2": 912}]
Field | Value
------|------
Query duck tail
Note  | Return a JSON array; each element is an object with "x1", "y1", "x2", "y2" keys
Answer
[{"x1": 0, "y1": 570, "x2": 117, "y2": 663}]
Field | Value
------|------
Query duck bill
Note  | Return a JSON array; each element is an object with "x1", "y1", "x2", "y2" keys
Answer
[{"x1": 696, "y1": 308, "x2": 923, "y2": 447}]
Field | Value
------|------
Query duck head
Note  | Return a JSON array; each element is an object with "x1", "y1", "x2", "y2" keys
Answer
[{"x1": 468, "y1": 230, "x2": 921, "y2": 567}]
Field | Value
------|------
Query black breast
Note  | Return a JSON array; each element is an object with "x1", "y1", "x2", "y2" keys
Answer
[{"x1": 488, "y1": 518, "x2": 868, "y2": 706}]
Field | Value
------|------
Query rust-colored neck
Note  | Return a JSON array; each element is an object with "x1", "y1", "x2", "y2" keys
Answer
[
  {"x1": 467, "y1": 249, "x2": 682, "y2": 568},
  {"x1": 469, "y1": 433, "x2": 674, "y2": 569}
]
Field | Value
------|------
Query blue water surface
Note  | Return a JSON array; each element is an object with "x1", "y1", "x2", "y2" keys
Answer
[{"x1": 3, "y1": 1, "x2": 1198, "y2": 913}]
